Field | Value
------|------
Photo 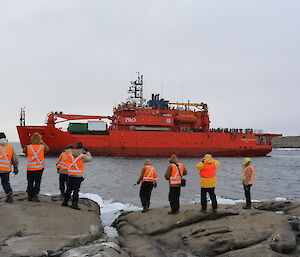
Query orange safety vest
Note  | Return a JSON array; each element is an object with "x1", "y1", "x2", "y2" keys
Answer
[
  {"x1": 56, "y1": 152, "x2": 70, "y2": 170},
  {"x1": 242, "y1": 164, "x2": 255, "y2": 184},
  {"x1": 27, "y1": 145, "x2": 45, "y2": 171},
  {"x1": 142, "y1": 165, "x2": 158, "y2": 182},
  {"x1": 169, "y1": 162, "x2": 184, "y2": 185},
  {"x1": 199, "y1": 163, "x2": 216, "y2": 178},
  {"x1": 68, "y1": 154, "x2": 85, "y2": 176},
  {"x1": 0, "y1": 145, "x2": 13, "y2": 172}
]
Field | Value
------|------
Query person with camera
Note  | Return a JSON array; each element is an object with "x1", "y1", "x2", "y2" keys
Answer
[
  {"x1": 164, "y1": 154, "x2": 187, "y2": 215},
  {"x1": 62, "y1": 142, "x2": 92, "y2": 210},
  {"x1": 0, "y1": 132, "x2": 19, "y2": 203},
  {"x1": 196, "y1": 154, "x2": 220, "y2": 213},
  {"x1": 23, "y1": 132, "x2": 49, "y2": 202},
  {"x1": 136, "y1": 159, "x2": 158, "y2": 213}
]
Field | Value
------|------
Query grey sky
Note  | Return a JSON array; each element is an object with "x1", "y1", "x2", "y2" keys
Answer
[{"x1": 1, "y1": 0, "x2": 299, "y2": 141}]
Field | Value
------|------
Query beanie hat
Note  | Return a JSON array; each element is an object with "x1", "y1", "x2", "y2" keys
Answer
[
  {"x1": 169, "y1": 154, "x2": 178, "y2": 163},
  {"x1": 0, "y1": 132, "x2": 6, "y2": 139}
]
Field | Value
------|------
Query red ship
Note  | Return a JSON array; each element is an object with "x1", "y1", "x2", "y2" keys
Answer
[{"x1": 17, "y1": 73, "x2": 281, "y2": 157}]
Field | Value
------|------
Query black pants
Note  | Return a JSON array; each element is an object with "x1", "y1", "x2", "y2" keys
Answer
[
  {"x1": 59, "y1": 174, "x2": 68, "y2": 195},
  {"x1": 201, "y1": 187, "x2": 218, "y2": 210},
  {"x1": 139, "y1": 182, "x2": 154, "y2": 208},
  {"x1": 244, "y1": 184, "x2": 252, "y2": 207},
  {"x1": 64, "y1": 176, "x2": 84, "y2": 203},
  {"x1": 169, "y1": 186, "x2": 181, "y2": 212},
  {"x1": 27, "y1": 170, "x2": 43, "y2": 196},
  {"x1": 0, "y1": 173, "x2": 12, "y2": 194}
]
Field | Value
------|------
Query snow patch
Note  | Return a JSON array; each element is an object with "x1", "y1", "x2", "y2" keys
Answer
[
  {"x1": 80, "y1": 193, "x2": 140, "y2": 226},
  {"x1": 275, "y1": 197, "x2": 287, "y2": 201}
]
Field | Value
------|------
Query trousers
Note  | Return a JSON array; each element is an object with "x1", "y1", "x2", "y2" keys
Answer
[
  {"x1": 168, "y1": 186, "x2": 181, "y2": 212},
  {"x1": 64, "y1": 176, "x2": 84, "y2": 203},
  {"x1": 201, "y1": 187, "x2": 218, "y2": 210},
  {"x1": 139, "y1": 181, "x2": 154, "y2": 208},
  {"x1": 59, "y1": 173, "x2": 68, "y2": 195},
  {"x1": 244, "y1": 184, "x2": 252, "y2": 207},
  {"x1": 0, "y1": 173, "x2": 12, "y2": 194},
  {"x1": 27, "y1": 170, "x2": 43, "y2": 196}
]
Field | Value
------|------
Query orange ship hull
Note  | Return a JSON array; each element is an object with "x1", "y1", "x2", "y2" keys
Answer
[{"x1": 17, "y1": 125, "x2": 273, "y2": 157}]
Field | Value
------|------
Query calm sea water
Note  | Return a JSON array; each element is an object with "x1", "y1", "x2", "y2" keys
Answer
[{"x1": 9, "y1": 143, "x2": 300, "y2": 207}]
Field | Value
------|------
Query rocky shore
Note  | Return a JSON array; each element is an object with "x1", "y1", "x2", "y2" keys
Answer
[
  {"x1": 273, "y1": 136, "x2": 300, "y2": 148},
  {"x1": 1, "y1": 192, "x2": 300, "y2": 257}
]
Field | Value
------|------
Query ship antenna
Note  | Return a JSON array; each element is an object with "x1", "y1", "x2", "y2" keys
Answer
[
  {"x1": 128, "y1": 72, "x2": 146, "y2": 106},
  {"x1": 20, "y1": 107, "x2": 26, "y2": 126}
]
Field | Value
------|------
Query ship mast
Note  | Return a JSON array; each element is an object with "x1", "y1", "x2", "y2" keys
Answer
[
  {"x1": 128, "y1": 72, "x2": 145, "y2": 106},
  {"x1": 20, "y1": 107, "x2": 26, "y2": 126}
]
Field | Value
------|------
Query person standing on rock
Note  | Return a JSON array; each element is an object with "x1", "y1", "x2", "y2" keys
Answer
[
  {"x1": 196, "y1": 154, "x2": 220, "y2": 213},
  {"x1": 62, "y1": 142, "x2": 92, "y2": 210},
  {"x1": 23, "y1": 132, "x2": 49, "y2": 202},
  {"x1": 137, "y1": 159, "x2": 158, "y2": 213},
  {"x1": 164, "y1": 154, "x2": 187, "y2": 215},
  {"x1": 242, "y1": 157, "x2": 255, "y2": 209},
  {"x1": 56, "y1": 145, "x2": 73, "y2": 198},
  {"x1": 0, "y1": 132, "x2": 19, "y2": 203}
]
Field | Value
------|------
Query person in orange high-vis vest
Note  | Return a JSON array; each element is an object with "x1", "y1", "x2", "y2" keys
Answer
[
  {"x1": 164, "y1": 154, "x2": 187, "y2": 214},
  {"x1": 56, "y1": 145, "x2": 73, "y2": 198},
  {"x1": 0, "y1": 132, "x2": 19, "y2": 203},
  {"x1": 62, "y1": 142, "x2": 92, "y2": 210},
  {"x1": 23, "y1": 132, "x2": 49, "y2": 202},
  {"x1": 137, "y1": 159, "x2": 158, "y2": 213},
  {"x1": 196, "y1": 154, "x2": 220, "y2": 213},
  {"x1": 242, "y1": 157, "x2": 255, "y2": 209}
]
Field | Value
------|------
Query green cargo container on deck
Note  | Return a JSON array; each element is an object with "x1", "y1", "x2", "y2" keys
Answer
[{"x1": 68, "y1": 123, "x2": 88, "y2": 133}]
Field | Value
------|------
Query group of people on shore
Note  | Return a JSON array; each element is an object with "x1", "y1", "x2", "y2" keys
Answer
[
  {"x1": 0, "y1": 131, "x2": 255, "y2": 213},
  {"x1": 0, "y1": 132, "x2": 92, "y2": 210},
  {"x1": 136, "y1": 153, "x2": 255, "y2": 214}
]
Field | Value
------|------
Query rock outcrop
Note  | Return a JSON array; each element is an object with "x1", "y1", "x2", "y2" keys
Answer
[
  {"x1": 2, "y1": 192, "x2": 300, "y2": 257},
  {"x1": 0, "y1": 192, "x2": 103, "y2": 257},
  {"x1": 114, "y1": 202, "x2": 300, "y2": 257}
]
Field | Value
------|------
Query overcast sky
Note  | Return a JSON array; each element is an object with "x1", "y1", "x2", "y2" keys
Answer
[{"x1": 1, "y1": 0, "x2": 299, "y2": 141}]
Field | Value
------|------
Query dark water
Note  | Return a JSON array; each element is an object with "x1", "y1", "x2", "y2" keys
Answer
[{"x1": 9, "y1": 143, "x2": 300, "y2": 207}]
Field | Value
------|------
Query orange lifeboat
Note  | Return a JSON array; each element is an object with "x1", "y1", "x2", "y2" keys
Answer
[{"x1": 174, "y1": 114, "x2": 197, "y2": 124}]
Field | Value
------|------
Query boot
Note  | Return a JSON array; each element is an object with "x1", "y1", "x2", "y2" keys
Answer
[
  {"x1": 71, "y1": 201, "x2": 81, "y2": 210},
  {"x1": 5, "y1": 191, "x2": 13, "y2": 203},
  {"x1": 142, "y1": 206, "x2": 149, "y2": 213},
  {"x1": 62, "y1": 198, "x2": 69, "y2": 206},
  {"x1": 32, "y1": 194, "x2": 40, "y2": 202},
  {"x1": 27, "y1": 193, "x2": 33, "y2": 201}
]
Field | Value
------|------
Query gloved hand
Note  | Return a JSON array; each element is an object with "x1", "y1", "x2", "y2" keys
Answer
[
  {"x1": 137, "y1": 181, "x2": 140, "y2": 185},
  {"x1": 57, "y1": 168, "x2": 60, "y2": 174},
  {"x1": 13, "y1": 168, "x2": 19, "y2": 175},
  {"x1": 153, "y1": 182, "x2": 157, "y2": 188}
]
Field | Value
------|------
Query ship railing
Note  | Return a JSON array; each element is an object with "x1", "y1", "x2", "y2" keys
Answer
[{"x1": 210, "y1": 128, "x2": 264, "y2": 134}]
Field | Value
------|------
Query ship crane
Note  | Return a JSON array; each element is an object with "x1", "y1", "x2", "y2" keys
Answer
[{"x1": 47, "y1": 112, "x2": 112, "y2": 125}]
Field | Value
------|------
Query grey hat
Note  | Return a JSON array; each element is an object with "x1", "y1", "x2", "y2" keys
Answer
[{"x1": 0, "y1": 132, "x2": 6, "y2": 139}]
